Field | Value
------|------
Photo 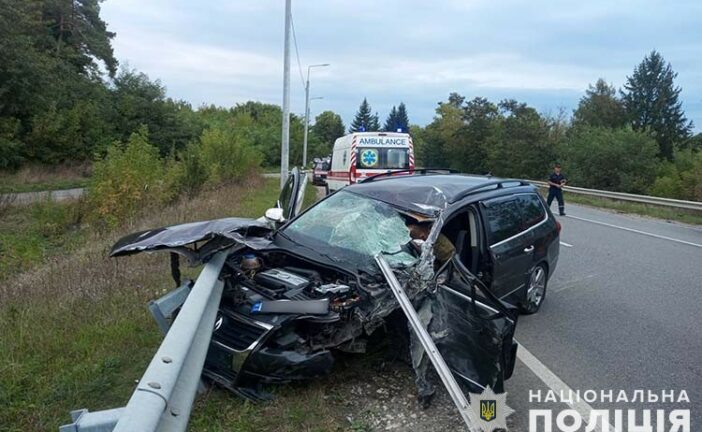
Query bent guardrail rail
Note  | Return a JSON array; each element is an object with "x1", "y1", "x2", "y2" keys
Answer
[
  {"x1": 375, "y1": 254, "x2": 479, "y2": 431},
  {"x1": 60, "y1": 250, "x2": 229, "y2": 432},
  {"x1": 528, "y1": 180, "x2": 702, "y2": 212}
]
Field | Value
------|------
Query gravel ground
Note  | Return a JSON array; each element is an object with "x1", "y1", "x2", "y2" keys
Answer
[{"x1": 339, "y1": 362, "x2": 468, "y2": 432}]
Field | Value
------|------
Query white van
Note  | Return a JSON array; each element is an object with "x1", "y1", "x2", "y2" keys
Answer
[{"x1": 326, "y1": 132, "x2": 415, "y2": 192}]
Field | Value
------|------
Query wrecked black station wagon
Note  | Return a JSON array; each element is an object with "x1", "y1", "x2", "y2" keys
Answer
[{"x1": 111, "y1": 169, "x2": 560, "y2": 403}]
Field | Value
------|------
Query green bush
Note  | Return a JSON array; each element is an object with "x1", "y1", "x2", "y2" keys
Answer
[
  {"x1": 198, "y1": 125, "x2": 261, "y2": 185},
  {"x1": 561, "y1": 126, "x2": 659, "y2": 193},
  {"x1": 0, "y1": 118, "x2": 24, "y2": 169},
  {"x1": 175, "y1": 141, "x2": 208, "y2": 195},
  {"x1": 651, "y1": 149, "x2": 702, "y2": 200},
  {"x1": 88, "y1": 127, "x2": 174, "y2": 227}
]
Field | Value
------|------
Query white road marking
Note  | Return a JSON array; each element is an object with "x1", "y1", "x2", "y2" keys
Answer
[
  {"x1": 566, "y1": 215, "x2": 702, "y2": 248},
  {"x1": 516, "y1": 342, "x2": 615, "y2": 432},
  {"x1": 559, "y1": 241, "x2": 573, "y2": 248}
]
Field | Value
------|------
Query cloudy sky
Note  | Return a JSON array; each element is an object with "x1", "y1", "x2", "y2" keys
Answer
[{"x1": 101, "y1": 0, "x2": 702, "y2": 130}]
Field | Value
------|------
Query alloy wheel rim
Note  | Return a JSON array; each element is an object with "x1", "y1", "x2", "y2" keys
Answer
[{"x1": 527, "y1": 267, "x2": 545, "y2": 309}]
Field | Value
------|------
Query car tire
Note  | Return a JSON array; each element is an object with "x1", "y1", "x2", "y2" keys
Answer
[
  {"x1": 324, "y1": 184, "x2": 330, "y2": 196},
  {"x1": 520, "y1": 264, "x2": 547, "y2": 314}
]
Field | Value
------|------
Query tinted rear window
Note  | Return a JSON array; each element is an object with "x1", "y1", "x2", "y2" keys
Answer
[
  {"x1": 357, "y1": 147, "x2": 410, "y2": 169},
  {"x1": 484, "y1": 199, "x2": 522, "y2": 244},
  {"x1": 518, "y1": 194, "x2": 546, "y2": 229}
]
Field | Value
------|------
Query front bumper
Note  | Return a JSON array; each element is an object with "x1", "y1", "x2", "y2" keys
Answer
[{"x1": 202, "y1": 309, "x2": 334, "y2": 399}]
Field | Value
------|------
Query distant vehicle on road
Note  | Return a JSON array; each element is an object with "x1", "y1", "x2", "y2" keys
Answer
[
  {"x1": 327, "y1": 131, "x2": 415, "y2": 192},
  {"x1": 311, "y1": 157, "x2": 330, "y2": 186}
]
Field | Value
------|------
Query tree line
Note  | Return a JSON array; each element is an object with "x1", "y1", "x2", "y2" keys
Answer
[
  {"x1": 1, "y1": 2, "x2": 699, "y2": 201},
  {"x1": 0, "y1": 0, "x2": 345, "y2": 170},
  {"x1": 410, "y1": 51, "x2": 701, "y2": 200}
]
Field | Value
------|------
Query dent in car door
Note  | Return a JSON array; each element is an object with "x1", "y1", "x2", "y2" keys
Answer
[
  {"x1": 277, "y1": 167, "x2": 308, "y2": 220},
  {"x1": 435, "y1": 257, "x2": 518, "y2": 393}
]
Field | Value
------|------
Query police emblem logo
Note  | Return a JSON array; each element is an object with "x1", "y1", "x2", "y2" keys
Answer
[
  {"x1": 480, "y1": 400, "x2": 496, "y2": 422},
  {"x1": 469, "y1": 386, "x2": 514, "y2": 431}
]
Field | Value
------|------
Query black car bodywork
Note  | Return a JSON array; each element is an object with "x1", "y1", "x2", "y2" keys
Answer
[{"x1": 111, "y1": 169, "x2": 559, "y2": 401}]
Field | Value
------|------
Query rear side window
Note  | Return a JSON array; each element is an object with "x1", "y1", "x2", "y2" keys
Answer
[
  {"x1": 484, "y1": 199, "x2": 522, "y2": 244},
  {"x1": 517, "y1": 194, "x2": 546, "y2": 229}
]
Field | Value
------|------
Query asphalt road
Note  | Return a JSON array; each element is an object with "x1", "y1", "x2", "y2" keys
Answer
[{"x1": 504, "y1": 203, "x2": 702, "y2": 431}]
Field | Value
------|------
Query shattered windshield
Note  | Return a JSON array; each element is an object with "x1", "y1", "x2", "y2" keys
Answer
[{"x1": 282, "y1": 191, "x2": 417, "y2": 268}]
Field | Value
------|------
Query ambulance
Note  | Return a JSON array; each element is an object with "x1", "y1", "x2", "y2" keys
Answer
[{"x1": 326, "y1": 132, "x2": 415, "y2": 192}]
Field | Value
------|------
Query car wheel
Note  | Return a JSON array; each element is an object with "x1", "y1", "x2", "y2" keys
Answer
[
  {"x1": 521, "y1": 264, "x2": 547, "y2": 314},
  {"x1": 324, "y1": 184, "x2": 330, "y2": 195}
]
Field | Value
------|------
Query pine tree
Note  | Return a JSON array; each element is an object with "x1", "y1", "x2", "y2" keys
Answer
[
  {"x1": 621, "y1": 51, "x2": 693, "y2": 159},
  {"x1": 369, "y1": 112, "x2": 380, "y2": 131},
  {"x1": 349, "y1": 98, "x2": 379, "y2": 132},
  {"x1": 396, "y1": 102, "x2": 409, "y2": 132},
  {"x1": 383, "y1": 105, "x2": 398, "y2": 131}
]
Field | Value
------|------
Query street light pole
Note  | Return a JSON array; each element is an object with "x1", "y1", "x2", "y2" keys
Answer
[
  {"x1": 280, "y1": 0, "x2": 292, "y2": 189},
  {"x1": 303, "y1": 96, "x2": 323, "y2": 166},
  {"x1": 302, "y1": 63, "x2": 329, "y2": 168}
]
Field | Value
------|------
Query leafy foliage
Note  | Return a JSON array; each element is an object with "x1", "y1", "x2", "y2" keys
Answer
[
  {"x1": 88, "y1": 127, "x2": 172, "y2": 227},
  {"x1": 560, "y1": 126, "x2": 659, "y2": 193},
  {"x1": 650, "y1": 149, "x2": 702, "y2": 201},
  {"x1": 0, "y1": 3, "x2": 202, "y2": 167},
  {"x1": 311, "y1": 110, "x2": 345, "y2": 157},
  {"x1": 198, "y1": 124, "x2": 262, "y2": 185},
  {"x1": 573, "y1": 79, "x2": 627, "y2": 129}
]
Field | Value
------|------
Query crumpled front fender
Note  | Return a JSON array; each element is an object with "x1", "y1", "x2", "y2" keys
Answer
[{"x1": 110, "y1": 217, "x2": 273, "y2": 264}]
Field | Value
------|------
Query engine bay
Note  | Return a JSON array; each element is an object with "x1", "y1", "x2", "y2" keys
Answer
[{"x1": 218, "y1": 249, "x2": 398, "y2": 353}]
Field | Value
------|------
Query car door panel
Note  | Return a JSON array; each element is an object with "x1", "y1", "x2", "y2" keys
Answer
[
  {"x1": 277, "y1": 167, "x2": 308, "y2": 220},
  {"x1": 436, "y1": 257, "x2": 518, "y2": 393},
  {"x1": 481, "y1": 198, "x2": 534, "y2": 300},
  {"x1": 489, "y1": 231, "x2": 534, "y2": 300}
]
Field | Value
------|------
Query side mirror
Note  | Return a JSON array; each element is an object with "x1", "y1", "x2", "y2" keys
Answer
[{"x1": 265, "y1": 207, "x2": 285, "y2": 223}]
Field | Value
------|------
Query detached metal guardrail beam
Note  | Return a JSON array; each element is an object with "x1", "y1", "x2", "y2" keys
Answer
[
  {"x1": 529, "y1": 180, "x2": 702, "y2": 212},
  {"x1": 60, "y1": 250, "x2": 229, "y2": 432},
  {"x1": 375, "y1": 255, "x2": 479, "y2": 431}
]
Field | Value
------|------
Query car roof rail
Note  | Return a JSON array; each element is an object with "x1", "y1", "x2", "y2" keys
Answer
[
  {"x1": 449, "y1": 179, "x2": 532, "y2": 203},
  {"x1": 359, "y1": 168, "x2": 460, "y2": 183}
]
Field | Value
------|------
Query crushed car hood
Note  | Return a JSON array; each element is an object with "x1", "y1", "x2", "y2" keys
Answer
[{"x1": 110, "y1": 217, "x2": 272, "y2": 258}]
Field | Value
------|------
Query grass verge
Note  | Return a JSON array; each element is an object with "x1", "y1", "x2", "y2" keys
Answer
[
  {"x1": 0, "y1": 176, "x2": 344, "y2": 431},
  {"x1": 0, "y1": 199, "x2": 86, "y2": 280},
  {"x1": 563, "y1": 191, "x2": 702, "y2": 225}
]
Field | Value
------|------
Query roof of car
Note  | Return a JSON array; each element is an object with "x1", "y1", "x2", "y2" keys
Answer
[{"x1": 345, "y1": 173, "x2": 536, "y2": 216}]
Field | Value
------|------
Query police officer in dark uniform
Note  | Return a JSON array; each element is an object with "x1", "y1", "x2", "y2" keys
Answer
[{"x1": 547, "y1": 163, "x2": 567, "y2": 216}]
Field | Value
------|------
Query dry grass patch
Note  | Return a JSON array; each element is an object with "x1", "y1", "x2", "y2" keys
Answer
[
  {"x1": 0, "y1": 176, "x2": 291, "y2": 431},
  {"x1": 0, "y1": 163, "x2": 91, "y2": 194}
]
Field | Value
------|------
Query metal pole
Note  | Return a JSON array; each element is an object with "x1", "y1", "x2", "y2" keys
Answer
[
  {"x1": 302, "y1": 64, "x2": 329, "y2": 169},
  {"x1": 302, "y1": 77, "x2": 310, "y2": 167},
  {"x1": 280, "y1": 0, "x2": 292, "y2": 189}
]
